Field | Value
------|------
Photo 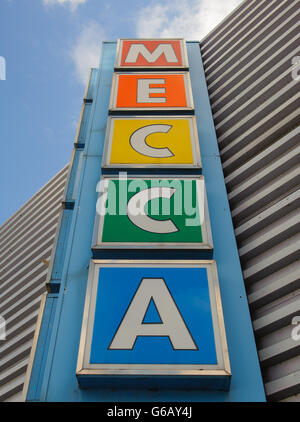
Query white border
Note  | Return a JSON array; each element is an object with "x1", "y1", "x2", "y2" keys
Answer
[
  {"x1": 101, "y1": 115, "x2": 201, "y2": 169},
  {"x1": 92, "y1": 175, "x2": 213, "y2": 250},
  {"x1": 76, "y1": 260, "x2": 231, "y2": 378},
  {"x1": 114, "y1": 38, "x2": 189, "y2": 69},
  {"x1": 109, "y1": 71, "x2": 194, "y2": 112}
]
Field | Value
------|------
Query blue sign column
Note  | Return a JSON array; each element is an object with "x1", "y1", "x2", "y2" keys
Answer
[
  {"x1": 25, "y1": 41, "x2": 266, "y2": 402},
  {"x1": 76, "y1": 260, "x2": 231, "y2": 390}
]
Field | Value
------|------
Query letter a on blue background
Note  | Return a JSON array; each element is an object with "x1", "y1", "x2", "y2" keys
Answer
[{"x1": 90, "y1": 267, "x2": 217, "y2": 365}]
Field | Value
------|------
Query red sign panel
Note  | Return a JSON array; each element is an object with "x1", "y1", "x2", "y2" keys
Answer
[
  {"x1": 110, "y1": 72, "x2": 193, "y2": 111},
  {"x1": 116, "y1": 39, "x2": 188, "y2": 68}
]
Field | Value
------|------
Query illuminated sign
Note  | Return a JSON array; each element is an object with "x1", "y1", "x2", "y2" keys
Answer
[
  {"x1": 115, "y1": 39, "x2": 188, "y2": 69},
  {"x1": 109, "y1": 72, "x2": 194, "y2": 111},
  {"x1": 76, "y1": 260, "x2": 231, "y2": 389},
  {"x1": 79, "y1": 39, "x2": 229, "y2": 392},
  {"x1": 93, "y1": 176, "x2": 213, "y2": 250},
  {"x1": 102, "y1": 116, "x2": 201, "y2": 169}
]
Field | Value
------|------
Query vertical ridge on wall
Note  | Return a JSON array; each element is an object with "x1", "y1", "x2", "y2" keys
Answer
[
  {"x1": 201, "y1": 0, "x2": 300, "y2": 402},
  {"x1": 0, "y1": 166, "x2": 69, "y2": 401}
]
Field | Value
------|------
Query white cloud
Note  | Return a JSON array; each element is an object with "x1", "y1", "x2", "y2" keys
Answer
[
  {"x1": 136, "y1": 0, "x2": 243, "y2": 40},
  {"x1": 43, "y1": 0, "x2": 87, "y2": 12},
  {"x1": 70, "y1": 21, "x2": 105, "y2": 84},
  {"x1": 67, "y1": 0, "x2": 243, "y2": 85}
]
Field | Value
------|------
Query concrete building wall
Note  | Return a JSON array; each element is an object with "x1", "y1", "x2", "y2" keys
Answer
[
  {"x1": 200, "y1": 0, "x2": 300, "y2": 401},
  {"x1": 0, "y1": 166, "x2": 68, "y2": 401}
]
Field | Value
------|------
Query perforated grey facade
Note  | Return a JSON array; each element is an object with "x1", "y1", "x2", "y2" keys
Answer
[
  {"x1": 201, "y1": 0, "x2": 300, "y2": 401},
  {"x1": 0, "y1": 166, "x2": 68, "y2": 401}
]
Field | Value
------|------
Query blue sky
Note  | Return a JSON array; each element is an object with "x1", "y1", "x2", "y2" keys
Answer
[{"x1": 0, "y1": 0, "x2": 242, "y2": 225}]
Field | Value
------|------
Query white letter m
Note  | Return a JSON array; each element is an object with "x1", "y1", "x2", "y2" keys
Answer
[{"x1": 125, "y1": 44, "x2": 178, "y2": 64}]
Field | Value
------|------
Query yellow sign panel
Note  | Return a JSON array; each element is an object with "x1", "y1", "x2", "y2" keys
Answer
[{"x1": 103, "y1": 116, "x2": 201, "y2": 169}]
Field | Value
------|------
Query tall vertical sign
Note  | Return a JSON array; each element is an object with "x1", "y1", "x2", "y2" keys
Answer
[
  {"x1": 25, "y1": 39, "x2": 266, "y2": 402},
  {"x1": 77, "y1": 39, "x2": 231, "y2": 390}
]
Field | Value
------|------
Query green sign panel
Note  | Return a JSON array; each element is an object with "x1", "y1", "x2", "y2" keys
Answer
[{"x1": 93, "y1": 176, "x2": 213, "y2": 249}]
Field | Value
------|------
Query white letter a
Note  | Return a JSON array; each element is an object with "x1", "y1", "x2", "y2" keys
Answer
[{"x1": 109, "y1": 278, "x2": 197, "y2": 350}]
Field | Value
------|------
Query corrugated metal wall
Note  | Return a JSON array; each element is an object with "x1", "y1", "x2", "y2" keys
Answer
[
  {"x1": 201, "y1": 0, "x2": 300, "y2": 401},
  {"x1": 0, "y1": 166, "x2": 68, "y2": 401}
]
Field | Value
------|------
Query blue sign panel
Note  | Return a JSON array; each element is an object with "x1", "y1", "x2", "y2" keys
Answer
[
  {"x1": 76, "y1": 260, "x2": 231, "y2": 390},
  {"x1": 91, "y1": 267, "x2": 216, "y2": 364}
]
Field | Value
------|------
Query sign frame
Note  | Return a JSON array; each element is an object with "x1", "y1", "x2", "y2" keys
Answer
[
  {"x1": 101, "y1": 115, "x2": 202, "y2": 170},
  {"x1": 109, "y1": 71, "x2": 194, "y2": 112},
  {"x1": 92, "y1": 175, "x2": 213, "y2": 250},
  {"x1": 76, "y1": 259, "x2": 231, "y2": 389},
  {"x1": 114, "y1": 38, "x2": 189, "y2": 69}
]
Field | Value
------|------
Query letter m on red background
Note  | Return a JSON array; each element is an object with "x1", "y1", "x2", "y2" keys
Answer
[{"x1": 117, "y1": 39, "x2": 187, "y2": 68}]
